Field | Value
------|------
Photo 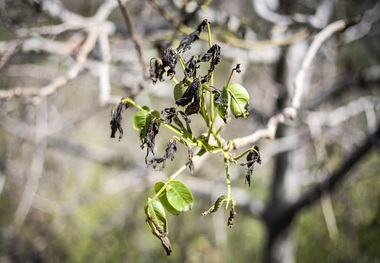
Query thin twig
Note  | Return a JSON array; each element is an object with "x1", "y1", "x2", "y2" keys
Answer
[
  {"x1": 117, "y1": 0, "x2": 148, "y2": 79},
  {"x1": 230, "y1": 18, "x2": 360, "y2": 149}
]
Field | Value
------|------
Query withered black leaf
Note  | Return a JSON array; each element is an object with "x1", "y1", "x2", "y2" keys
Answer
[
  {"x1": 185, "y1": 101, "x2": 200, "y2": 115},
  {"x1": 240, "y1": 146, "x2": 261, "y2": 187},
  {"x1": 177, "y1": 19, "x2": 208, "y2": 53},
  {"x1": 162, "y1": 48, "x2": 178, "y2": 77},
  {"x1": 148, "y1": 139, "x2": 177, "y2": 170},
  {"x1": 233, "y1": 63, "x2": 241, "y2": 74},
  {"x1": 176, "y1": 79, "x2": 200, "y2": 115},
  {"x1": 184, "y1": 55, "x2": 200, "y2": 78},
  {"x1": 200, "y1": 44, "x2": 221, "y2": 83},
  {"x1": 149, "y1": 48, "x2": 179, "y2": 84},
  {"x1": 188, "y1": 147, "x2": 194, "y2": 174},
  {"x1": 144, "y1": 118, "x2": 160, "y2": 164},
  {"x1": 161, "y1": 107, "x2": 177, "y2": 124},
  {"x1": 110, "y1": 100, "x2": 128, "y2": 141},
  {"x1": 227, "y1": 206, "x2": 236, "y2": 228}
]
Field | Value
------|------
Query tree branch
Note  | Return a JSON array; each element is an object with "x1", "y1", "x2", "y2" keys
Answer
[
  {"x1": 230, "y1": 18, "x2": 360, "y2": 150},
  {"x1": 288, "y1": 123, "x2": 380, "y2": 215}
]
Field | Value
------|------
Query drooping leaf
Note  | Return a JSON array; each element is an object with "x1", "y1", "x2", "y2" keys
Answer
[
  {"x1": 148, "y1": 139, "x2": 177, "y2": 170},
  {"x1": 184, "y1": 55, "x2": 200, "y2": 78},
  {"x1": 177, "y1": 19, "x2": 208, "y2": 53},
  {"x1": 144, "y1": 118, "x2": 160, "y2": 164},
  {"x1": 144, "y1": 199, "x2": 172, "y2": 255},
  {"x1": 227, "y1": 199, "x2": 237, "y2": 228},
  {"x1": 201, "y1": 44, "x2": 221, "y2": 83},
  {"x1": 176, "y1": 79, "x2": 201, "y2": 115},
  {"x1": 173, "y1": 82, "x2": 185, "y2": 101},
  {"x1": 133, "y1": 108, "x2": 160, "y2": 147},
  {"x1": 202, "y1": 195, "x2": 228, "y2": 216},
  {"x1": 155, "y1": 182, "x2": 180, "y2": 215},
  {"x1": 240, "y1": 146, "x2": 261, "y2": 187},
  {"x1": 228, "y1": 83, "x2": 249, "y2": 118},
  {"x1": 110, "y1": 99, "x2": 129, "y2": 141},
  {"x1": 166, "y1": 180, "x2": 194, "y2": 212}
]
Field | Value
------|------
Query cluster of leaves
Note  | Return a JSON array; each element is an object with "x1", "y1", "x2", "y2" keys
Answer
[{"x1": 109, "y1": 19, "x2": 261, "y2": 256}]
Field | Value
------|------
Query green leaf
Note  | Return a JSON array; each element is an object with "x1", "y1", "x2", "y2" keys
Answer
[
  {"x1": 144, "y1": 199, "x2": 168, "y2": 235},
  {"x1": 197, "y1": 136, "x2": 214, "y2": 152},
  {"x1": 144, "y1": 199, "x2": 172, "y2": 256},
  {"x1": 173, "y1": 82, "x2": 185, "y2": 101},
  {"x1": 228, "y1": 84, "x2": 249, "y2": 118},
  {"x1": 133, "y1": 107, "x2": 150, "y2": 131},
  {"x1": 154, "y1": 182, "x2": 180, "y2": 215},
  {"x1": 215, "y1": 87, "x2": 228, "y2": 122},
  {"x1": 166, "y1": 180, "x2": 194, "y2": 212},
  {"x1": 202, "y1": 195, "x2": 228, "y2": 216}
]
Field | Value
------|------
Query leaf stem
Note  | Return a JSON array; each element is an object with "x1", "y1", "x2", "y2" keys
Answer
[{"x1": 149, "y1": 152, "x2": 204, "y2": 203}]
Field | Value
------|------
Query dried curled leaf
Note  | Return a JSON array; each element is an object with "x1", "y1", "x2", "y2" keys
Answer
[
  {"x1": 149, "y1": 48, "x2": 179, "y2": 83},
  {"x1": 184, "y1": 55, "x2": 200, "y2": 78},
  {"x1": 240, "y1": 146, "x2": 262, "y2": 187},
  {"x1": 201, "y1": 44, "x2": 221, "y2": 83},
  {"x1": 188, "y1": 146, "x2": 194, "y2": 174},
  {"x1": 227, "y1": 202, "x2": 237, "y2": 228},
  {"x1": 202, "y1": 195, "x2": 227, "y2": 216},
  {"x1": 144, "y1": 118, "x2": 160, "y2": 164},
  {"x1": 176, "y1": 78, "x2": 201, "y2": 115},
  {"x1": 148, "y1": 139, "x2": 177, "y2": 170},
  {"x1": 110, "y1": 99, "x2": 129, "y2": 141},
  {"x1": 177, "y1": 19, "x2": 209, "y2": 53}
]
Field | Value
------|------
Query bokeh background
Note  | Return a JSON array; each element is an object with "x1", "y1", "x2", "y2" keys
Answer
[{"x1": 0, "y1": 0, "x2": 379, "y2": 262}]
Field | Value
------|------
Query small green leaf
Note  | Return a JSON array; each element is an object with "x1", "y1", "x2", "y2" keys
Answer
[
  {"x1": 166, "y1": 180, "x2": 194, "y2": 211},
  {"x1": 215, "y1": 87, "x2": 228, "y2": 122},
  {"x1": 154, "y1": 182, "x2": 180, "y2": 215},
  {"x1": 173, "y1": 82, "x2": 185, "y2": 101},
  {"x1": 133, "y1": 107, "x2": 150, "y2": 131},
  {"x1": 228, "y1": 84, "x2": 249, "y2": 118},
  {"x1": 202, "y1": 195, "x2": 227, "y2": 216}
]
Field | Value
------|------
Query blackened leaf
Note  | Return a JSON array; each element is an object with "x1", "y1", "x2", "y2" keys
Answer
[
  {"x1": 148, "y1": 139, "x2": 177, "y2": 170},
  {"x1": 202, "y1": 195, "x2": 227, "y2": 216},
  {"x1": 184, "y1": 56, "x2": 200, "y2": 78},
  {"x1": 240, "y1": 146, "x2": 261, "y2": 187},
  {"x1": 177, "y1": 19, "x2": 208, "y2": 53},
  {"x1": 228, "y1": 83, "x2": 250, "y2": 118},
  {"x1": 144, "y1": 118, "x2": 160, "y2": 164},
  {"x1": 233, "y1": 63, "x2": 241, "y2": 74},
  {"x1": 201, "y1": 44, "x2": 221, "y2": 83},
  {"x1": 110, "y1": 99, "x2": 128, "y2": 141},
  {"x1": 162, "y1": 48, "x2": 178, "y2": 78},
  {"x1": 175, "y1": 78, "x2": 200, "y2": 107},
  {"x1": 188, "y1": 147, "x2": 194, "y2": 174},
  {"x1": 149, "y1": 58, "x2": 164, "y2": 84},
  {"x1": 227, "y1": 200, "x2": 237, "y2": 228},
  {"x1": 185, "y1": 101, "x2": 200, "y2": 115},
  {"x1": 161, "y1": 107, "x2": 177, "y2": 124}
]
